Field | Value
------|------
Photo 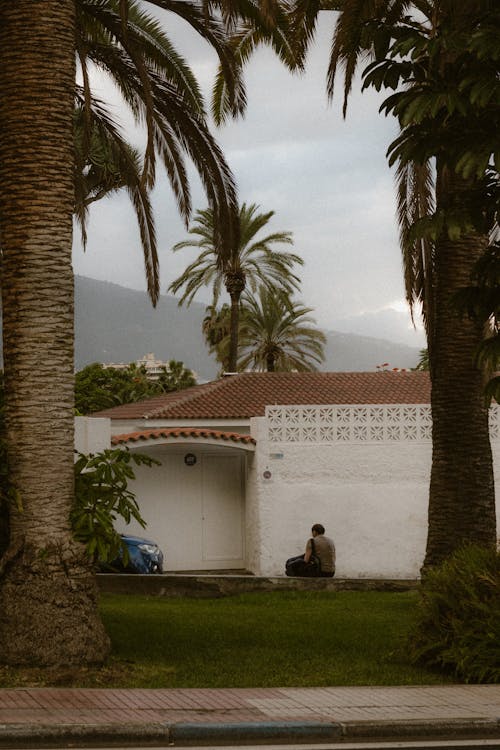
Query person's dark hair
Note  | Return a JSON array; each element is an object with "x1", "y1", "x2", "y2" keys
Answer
[{"x1": 312, "y1": 523, "x2": 325, "y2": 535}]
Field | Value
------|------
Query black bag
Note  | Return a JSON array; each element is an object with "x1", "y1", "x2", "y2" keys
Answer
[
  {"x1": 285, "y1": 539, "x2": 321, "y2": 577},
  {"x1": 302, "y1": 537, "x2": 321, "y2": 577}
]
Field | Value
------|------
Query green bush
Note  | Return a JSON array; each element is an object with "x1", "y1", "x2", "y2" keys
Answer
[
  {"x1": 72, "y1": 448, "x2": 159, "y2": 564},
  {"x1": 409, "y1": 544, "x2": 500, "y2": 683}
]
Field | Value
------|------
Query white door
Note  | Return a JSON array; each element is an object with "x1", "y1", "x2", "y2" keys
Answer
[
  {"x1": 201, "y1": 454, "x2": 245, "y2": 567},
  {"x1": 126, "y1": 448, "x2": 246, "y2": 570}
]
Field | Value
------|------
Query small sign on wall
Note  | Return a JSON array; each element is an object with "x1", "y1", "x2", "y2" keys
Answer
[{"x1": 184, "y1": 453, "x2": 197, "y2": 466}]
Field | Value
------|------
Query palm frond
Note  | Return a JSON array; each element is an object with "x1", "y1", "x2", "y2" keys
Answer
[
  {"x1": 237, "y1": 286, "x2": 325, "y2": 371},
  {"x1": 145, "y1": 0, "x2": 247, "y2": 118},
  {"x1": 211, "y1": 2, "x2": 301, "y2": 125},
  {"x1": 74, "y1": 94, "x2": 160, "y2": 304},
  {"x1": 396, "y1": 154, "x2": 435, "y2": 340},
  {"x1": 326, "y1": 0, "x2": 412, "y2": 114}
]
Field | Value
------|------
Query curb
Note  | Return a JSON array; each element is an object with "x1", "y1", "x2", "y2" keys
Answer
[
  {"x1": 0, "y1": 723, "x2": 170, "y2": 748},
  {"x1": 0, "y1": 718, "x2": 499, "y2": 747},
  {"x1": 170, "y1": 721, "x2": 341, "y2": 745},
  {"x1": 339, "y1": 718, "x2": 500, "y2": 741}
]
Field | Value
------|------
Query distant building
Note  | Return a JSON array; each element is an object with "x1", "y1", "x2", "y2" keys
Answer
[
  {"x1": 135, "y1": 352, "x2": 169, "y2": 380},
  {"x1": 104, "y1": 353, "x2": 173, "y2": 381}
]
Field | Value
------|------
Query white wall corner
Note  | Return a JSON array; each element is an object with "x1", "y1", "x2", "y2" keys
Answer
[{"x1": 74, "y1": 416, "x2": 111, "y2": 456}]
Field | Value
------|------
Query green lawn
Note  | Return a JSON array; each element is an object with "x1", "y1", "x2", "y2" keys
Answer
[{"x1": 0, "y1": 590, "x2": 454, "y2": 687}]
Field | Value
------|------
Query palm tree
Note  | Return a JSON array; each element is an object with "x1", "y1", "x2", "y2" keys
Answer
[
  {"x1": 0, "y1": 0, "x2": 297, "y2": 668},
  {"x1": 292, "y1": 0, "x2": 498, "y2": 569},
  {"x1": 75, "y1": 0, "x2": 244, "y2": 305},
  {"x1": 365, "y1": 3, "x2": 498, "y2": 569},
  {"x1": 0, "y1": 0, "x2": 110, "y2": 666},
  {"x1": 236, "y1": 287, "x2": 326, "y2": 372},
  {"x1": 169, "y1": 202, "x2": 304, "y2": 371},
  {"x1": 202, "y1": 304, "x2": 233, "y2": 373},
  {"x1": 413, "y1": 350, "x2": 429, "y2": 373},
  {"x1": 74, "y1": 0, "x2": 304, "y2": 304}
]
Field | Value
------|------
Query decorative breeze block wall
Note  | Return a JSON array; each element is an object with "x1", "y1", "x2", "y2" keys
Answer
[{"x1": 266, "y1": 404, "x2": 500, "y2": 444}]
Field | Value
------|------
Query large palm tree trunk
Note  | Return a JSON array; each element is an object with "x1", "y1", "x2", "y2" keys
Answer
[
  {"x1": 423, "y1": 169, "x2": 497, "y2": 571},
  {"x1": 0, "y1": 1, "x2": 109, "y2": 666}
]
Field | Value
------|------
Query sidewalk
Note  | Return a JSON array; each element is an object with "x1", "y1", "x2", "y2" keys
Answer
[{"x1": 0, "y1": 685, "x2": 499, "y2": 746}]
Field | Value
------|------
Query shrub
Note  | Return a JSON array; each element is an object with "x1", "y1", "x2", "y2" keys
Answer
[
  {"x1": 72, "y1": 448, "x2": 159, "y2": 564},
  {"x1": 409, "y1": 544, "x2": 500, "y2": 683}
]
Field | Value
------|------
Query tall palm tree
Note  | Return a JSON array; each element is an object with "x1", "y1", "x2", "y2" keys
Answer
[
  {"x1": 0, "y1": 0, "x2": 110, "y2": 666},
  {"x1": 0, "y1": 0, "x2": 297, "y2": 668},
  {"x1": 364, "y1": 2, "x2": 498, "y2": 569},
  {"x1": 170, "y1": 202, "x2": 304, "y2": 371},
  {"x1": 236, "y1": 287, "x2": 326, "y2": 372},
  {"x1": 292, "y1": 0, "x2": 498, "y2": 569}
]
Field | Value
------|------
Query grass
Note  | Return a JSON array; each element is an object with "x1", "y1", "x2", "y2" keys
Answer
[{"x1": 0, "y1": 590, "x2": 455, "y2": 688}]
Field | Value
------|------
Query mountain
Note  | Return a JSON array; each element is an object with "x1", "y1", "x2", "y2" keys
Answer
[
  {"x1": 322, "y1": 330, "x2": 421, "y2": 372},
  {"x1": 331, "y1": 308, "x2": 426, "y2": 349},
  {"x1": 72, "y1": 277, "x2": 421, "y2": 378},
  {"x1": 0, "y1": 277, "x2": 421, "y2": 377},
  {"x1": 74, "y1": 276, "x2": 219, "y2": 380}
]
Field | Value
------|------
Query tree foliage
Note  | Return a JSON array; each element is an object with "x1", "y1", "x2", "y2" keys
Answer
[
  {"x1": 206, "y1": 287, "x2": 325, "y2": 372},
  {"x1": 72, "y1": 448, "x2": 158, "y2": 565},
  {"x1": 202, "y1": 304, "x2": 233, "y2": 373},
  {"x1": 75, "y1": 360, "x2": 197, "y2": 414},
  {"x1": 74, "y1": 0, "x2": 252, "y2": 304},
  {"x1": 237, "y1": 287, "x2": 326, "y2": 372},
  {"x1": 170, "y1": 202, "x2": 304, "y2": 371},
  {"x1": 413, "y1": 349, "x2": 429, "y2": 372},
  {"x1": 409, "y1": 544, "x2": 500, "y2": 683}
]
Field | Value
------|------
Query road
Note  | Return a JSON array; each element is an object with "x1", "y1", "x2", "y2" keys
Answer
[{"x1": 13, "y1": 742, "x2": 500, "y2": 750}]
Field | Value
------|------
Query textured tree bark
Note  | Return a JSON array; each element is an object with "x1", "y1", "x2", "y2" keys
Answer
[
  {"x1": 0, "y1": 1, "x2": 110, "y2": 665},
  {"x1": 225, "y1": 271, "x2": 246, "y2": 372},
  {"x1": 423, "y1": 169, "x2": 497, "y2": 572}
]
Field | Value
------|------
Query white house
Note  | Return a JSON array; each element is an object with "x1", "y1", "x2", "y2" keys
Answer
[{"x1": 84, "y1": 371, "x2": 500, "y2": 579}]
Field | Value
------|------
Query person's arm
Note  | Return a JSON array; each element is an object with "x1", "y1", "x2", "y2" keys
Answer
[{"x1": 304, "y1": 538, "x2": 312, "y2": 563}]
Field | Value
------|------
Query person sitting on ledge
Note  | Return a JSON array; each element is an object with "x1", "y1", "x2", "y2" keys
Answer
[{"x1": 285, "y1": 523, "x2": 336, "y2": 578}]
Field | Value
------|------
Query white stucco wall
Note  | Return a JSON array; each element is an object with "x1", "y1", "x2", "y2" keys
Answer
[
  {"x1": 248, "y1": 406, "x2": 500, "y2": 579},
  {"x1": 74, "y1": 416, "x2": 111, "y2": 455},
  {"x1": 78, "y1": 408, "x2": 500, "y2": 579}
]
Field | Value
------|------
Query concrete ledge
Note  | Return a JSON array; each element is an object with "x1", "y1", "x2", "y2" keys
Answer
[{"x1": 96, "y1": 574, "x2": 419, "y2": 598}]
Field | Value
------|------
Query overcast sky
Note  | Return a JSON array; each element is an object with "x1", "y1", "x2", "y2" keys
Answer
[{"x1": 73, "y1": 9, "x2": 426, "y2": 349}]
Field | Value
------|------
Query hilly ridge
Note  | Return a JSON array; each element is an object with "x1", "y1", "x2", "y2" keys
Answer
[{"x1": 74, "y1": 276, "x2": 421, "y2": 379}]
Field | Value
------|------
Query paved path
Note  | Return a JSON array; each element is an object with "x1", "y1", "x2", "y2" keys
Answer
[{"x1": 0, "y1": 685, "x2": 499, "y2": 746}]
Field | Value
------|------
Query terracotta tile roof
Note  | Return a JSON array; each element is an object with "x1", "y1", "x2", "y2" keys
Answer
[
  {"x1": 112, "y1": 428, "x2": 256, "y2": 447},
  {"x1": 92, "y1": 371, "x2": 431, "y2": 421}
]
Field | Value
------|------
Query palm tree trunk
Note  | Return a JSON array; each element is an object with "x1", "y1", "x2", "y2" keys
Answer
[
  {"x1": 225, "y1": 271, "x2": 246, "y2": 372},
  {"x1": 228, "y1": 292, "x2": 241, "y2": 372},
  {"x1": 0, "y1": 1, "x2": 109, "y2": 666},
  {"x1": 423, "y1": 168, "x2": 497, "y2": 572}
]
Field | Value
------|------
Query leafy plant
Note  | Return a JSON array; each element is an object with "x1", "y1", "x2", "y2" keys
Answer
[
  {"x1": 72, "y1": 448, "x2": 160, "y2": 565},
  {"x1": 75, "y1": 360, "x2": 197, "y2": 415},
  {"x1": 409, "y1": 545, "x2": 500, "y2": 683}
]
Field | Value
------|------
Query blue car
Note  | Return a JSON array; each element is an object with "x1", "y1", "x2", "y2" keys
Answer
[{"x1": 101, "y1": 533, "x2": 164, "y2": 574}]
